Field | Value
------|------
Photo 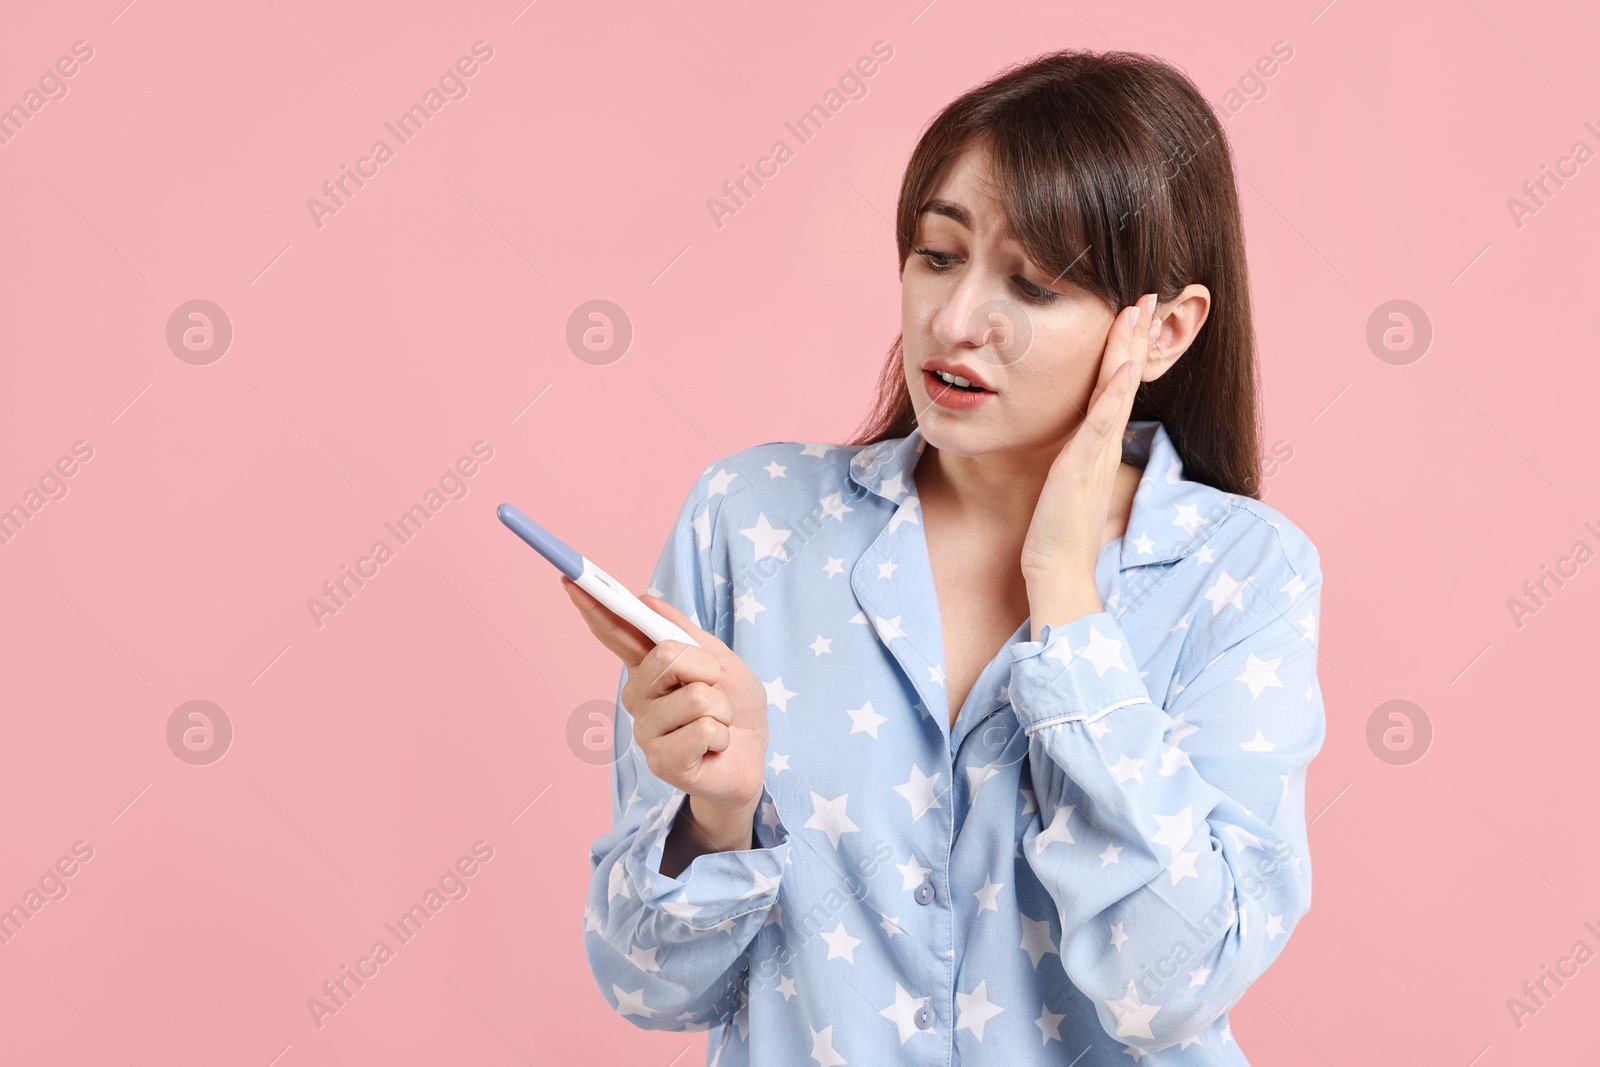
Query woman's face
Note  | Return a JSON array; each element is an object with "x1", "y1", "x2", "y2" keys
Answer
[{"x1": 901, "y1": 145, "x2": 1118, "y2": 459}]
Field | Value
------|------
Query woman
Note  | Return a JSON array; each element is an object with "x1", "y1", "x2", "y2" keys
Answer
[{"x1": 567, "y1": 48, "x2": 1325, "y2": 1065}]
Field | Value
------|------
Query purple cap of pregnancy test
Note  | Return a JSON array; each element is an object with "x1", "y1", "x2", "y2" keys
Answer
[{"x1": 497, "y1": 503, "x2": 584, "y2": 580}]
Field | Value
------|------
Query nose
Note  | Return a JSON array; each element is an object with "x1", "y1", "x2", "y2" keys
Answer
[
  {"x1": 929, "y1": 268, "x2": 994, "y2": 350},
  {"x1": 930, "y1": 272, "x2": 1028, "y2": 368}
]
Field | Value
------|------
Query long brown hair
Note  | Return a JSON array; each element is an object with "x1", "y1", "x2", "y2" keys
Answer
[{"x1": 847, "y1": 48, "x2": 1262, "y2": 499}]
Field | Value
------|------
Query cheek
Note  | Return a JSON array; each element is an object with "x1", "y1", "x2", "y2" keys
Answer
[
  {"x1": 1008, "y1": 328, "x2": 1102, "y2": 410},
  {"x1": 900, "y1": 275, "x2": 941, "y2": 334}
]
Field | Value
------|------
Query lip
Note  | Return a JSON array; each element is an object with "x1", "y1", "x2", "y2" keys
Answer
[{"x1": 921, "y1": 356, "x2": 995, "y2": 393}]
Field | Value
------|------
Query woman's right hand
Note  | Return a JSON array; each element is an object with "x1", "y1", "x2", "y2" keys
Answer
[{"x1": 561, "y1": 576, "x2": 770, "y2": 834}]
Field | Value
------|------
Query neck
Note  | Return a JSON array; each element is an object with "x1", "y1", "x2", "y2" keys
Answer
[
  {"x1": 913, "y1": 433, "x2": 1142, "y2": 549},
  {"x1": 913, "y1": 436, "x2": 1060, "y2": 533}
]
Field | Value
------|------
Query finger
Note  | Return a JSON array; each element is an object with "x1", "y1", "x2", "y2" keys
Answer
[
  {"x1": 1096, "y1": 302, "x2": 1142, "y2": 394},
  {"x1": 1077, "y1": 353, "x2": 1142, "y2": 466},
  {"x1": 653, "y1": 715, "x2": 731, "y2": 775},
  {"x1": 639, "y1": 593, "x2": 728, "y2": 655},
  {"x1": 562, "y1": 576, "x2": 653, "y2": 668},
  {"x1": 636, "y1": 637, "x2": 720, "y2": 700},
  {"x1": 1129, "y1": 292, "x2": 1158, "y2": 376},
  {"x1": 635, "y1": 681, "x2": 734, "y2": 745}
]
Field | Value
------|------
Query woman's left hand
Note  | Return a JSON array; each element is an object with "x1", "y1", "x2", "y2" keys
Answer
[{"x1": 1019, "y1": 292, "x2": 1159, "y2": 629}]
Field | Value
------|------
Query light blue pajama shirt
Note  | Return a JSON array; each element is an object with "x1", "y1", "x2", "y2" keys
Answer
[{"x1": 582, "y1": 419, "x2": 1325, "y2": 1065}]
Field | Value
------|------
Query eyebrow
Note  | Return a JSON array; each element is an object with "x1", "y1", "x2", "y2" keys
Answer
[
  {"x1": 917, "y1": 198, "x2": 1016, "y2": 244},
  {"x1": 920, "y1": 198, "x2": 971, "y2": 228}
]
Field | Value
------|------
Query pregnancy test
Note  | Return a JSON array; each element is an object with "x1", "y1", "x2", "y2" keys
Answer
[{"x1": 496, "y1": 502, "x2": 699, "y2": 648}]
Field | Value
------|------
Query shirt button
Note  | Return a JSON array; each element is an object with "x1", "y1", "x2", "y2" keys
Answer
[
  {"x1": 914, "y1": 879, "x2": 935, "y2": 905},
  {"x1": 914, "y1": 1005, "x2": 934, "y2": 1030}
]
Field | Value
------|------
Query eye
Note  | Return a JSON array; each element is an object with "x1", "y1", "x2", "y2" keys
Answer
[
  {"x1": 1015, "y1": 276, "x2": 1057, "y2": 305},
  {"x1": 914, "y1": 248, "x2": 1058, "y2": 305}
]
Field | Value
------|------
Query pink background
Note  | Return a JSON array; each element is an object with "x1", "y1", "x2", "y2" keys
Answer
[{"x1": 1, "y1": 0, "x2": 1596, "y2": 1063}]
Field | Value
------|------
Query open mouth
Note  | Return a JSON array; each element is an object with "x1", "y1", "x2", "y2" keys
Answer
[{"x1": 928, "y1": 369, "x2": 989, "y2": 393}]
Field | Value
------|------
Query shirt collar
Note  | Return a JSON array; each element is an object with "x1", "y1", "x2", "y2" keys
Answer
[{"x1": 847, "y1": 419, "x2": 1232, "y2": 568}]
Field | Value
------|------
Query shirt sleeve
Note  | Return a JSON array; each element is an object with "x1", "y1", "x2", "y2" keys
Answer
[
  {"x1": 1006, "y1": 538, "x2": 1325, "y2": 1051},
  {"x1": 581, "y1": 461, "x2": 793, "y2": 1032}
]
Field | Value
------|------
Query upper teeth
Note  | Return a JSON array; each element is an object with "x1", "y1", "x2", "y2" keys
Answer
[{"x1": 935, "y1": 370, "x2": 976, "y2": 388}]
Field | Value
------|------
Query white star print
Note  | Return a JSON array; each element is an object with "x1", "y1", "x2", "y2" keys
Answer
[
  {"x1": 768, "y1": 751, "x2": 790, "y2": 774},
  {"x1": 660, "y1": 896, "x2": 702, "y2": 924},
  {"x1": 1240, "y1": 729, "x2": 1276, "y2": 752},
  {"x1": 613, "y1": 983, "x2": 656, "y2": 1018},
  {"x1": 845, "y1": 700, "x2": 888, "y2": 737},
  {"x1": 893, "y1": 765, "x2": 943, "y2": 821},
  {"x1": 874, "y1": 614, "x2": 907, "y2": 640},
  {"x1": 764, "y1": 460, "x2": 787, "y2": 478},
  {"x1": 877, "y1": 983, "x2": 932, "y2": 1043},
  {"x1": 1168, "y1": 711, "x2": 1200, "y2": 746},
  {"x1": 896, "y1": 854, "x2": 931, "y2": 890},
  {"x1": 626, "y1": 942, "x2": 660, "y2": 972},
  {"x1": 764, "y1": 676, "x2": 797, "y2": 712},
  {"x1": 967, "y1": 759, "x2": 1001, "y2": 802},
  {"x1": 955, "y1": 978, "x2": 1004, "y2": 1040},
  {"x1": 1298, "y1": 609, "x2": 1318, "y2": 644},
  {"x1": 1235, "y1": 651, "x2": 1284, "y2": 698},
  {"x1": 809, "y1": 634, "x2": 833, "y2": 655},
  {"x1": 1036, "y1": 1003, "x2": 1065, "y2": 1044},
  {"x1": 876, "y1": 558, "x2": 899, "y2": 580},
  {"x1": 799, "y1": 442, "x2": 836, "y2": 458},
  {"x1": 734, "y1": 588, "x2": 766, "y2": 624},
  {"x1": 1019, "y1": 914, "x2": 1060, "y2": 969},
  {"x1": 1165, "y1": 848, "x2": 1201, "y2": 886},
  {"x1": 888, "y1": 494, "x2": 921, "y2": 533},
  {"x1": 1109, "y1": 921, "x2": 1129, "y2": 951},
  {"x1": 819, "y1": 492, "x2": 854, "y2": 522},
  {"x1": 607, "y1": 860, "x2": 631, "y2": 901},
  {"x1": 804, "y1": 791, "x2": 860, "y2": 848},
  {"x1": 1109, "y1": 753, "x2": 1146, "y2": 783},
  {"x1": 807, "y1": 1024, "x2": 847, "y2": 1066},
  {"x1": 1202, "y1": 569, "x2": 1251, "y2": 615},
  {"x1": 1034, "y1": 805, "x2": 1077, "y2": 852},
  {"x1": 740, "y1": 513, "x2": 793, "y2": 562},
  {"x1": 822, "y1": 556, "x2": 845, "y2": 576},
  {"x1": 820, "y1": 920, "x2": 862, "y2": 963},
  {"x1": 1150, "y1": 806, "x2": 1197, "y2": 853},
  {"x1": 739, "y1": 868, "x2": 782, "y2": 900},
  {"x1": 1105, "y1": 981, "x2": 1160, "y2": 1039},
  {"x1": 1075, "y1": 625, "x2": 1130, "y2": 676},
  {"x1": 707, "y1": 468, "x2": 738, "y2": 496},
  {"x1": 974, "y1": 873, "x2": 1005, "y2": 913},
  {"x1": 1159, "y1": 743, "x2": 1192, "y2": 776}
]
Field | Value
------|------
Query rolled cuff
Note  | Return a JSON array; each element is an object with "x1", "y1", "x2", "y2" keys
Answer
[
  {"x1": 1007, "y1": 612, "x2": 1156, "y2": 735},
  {"x1": 627, "y1": 783, "x2": 791, "y2": 931}
]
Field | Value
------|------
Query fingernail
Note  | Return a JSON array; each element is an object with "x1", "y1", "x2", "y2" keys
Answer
[
  {"x1": 1147, "y1": 315, "x2": 1161, "y2": 343},
  {"x1": 1129, "y1": 304, "x2": 1141, "y2": 328}
]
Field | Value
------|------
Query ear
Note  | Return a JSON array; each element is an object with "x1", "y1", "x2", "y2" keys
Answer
[{"x1": 1142, "y1": 283, "x2": 1211, "y2": 382}]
